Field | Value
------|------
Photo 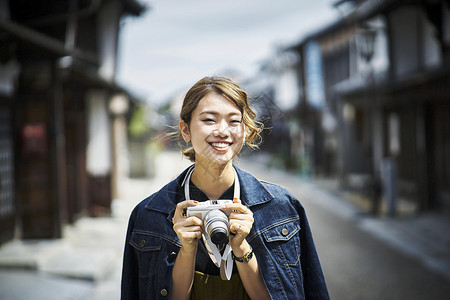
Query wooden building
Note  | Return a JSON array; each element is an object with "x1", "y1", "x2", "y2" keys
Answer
[
  {"x1": 289, "y1": 0, "x2": 450, "y2": 214},
  {"x1": 0, "y1": 0, "x2": 145, "y2": 245}
]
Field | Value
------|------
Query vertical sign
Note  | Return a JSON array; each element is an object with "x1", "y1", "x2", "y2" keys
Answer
[{"x1": 305, "y1": 41, "x2": 325, "y2": 109}]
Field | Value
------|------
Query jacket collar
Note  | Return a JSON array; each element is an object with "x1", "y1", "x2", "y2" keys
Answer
[{"x1": 144, "y1": 164, "x2": 274, "y2": 215}]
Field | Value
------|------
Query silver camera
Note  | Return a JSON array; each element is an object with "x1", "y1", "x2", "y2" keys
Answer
[{"x1": 186, "y1": 200, "x2": 233, "y2": 245}]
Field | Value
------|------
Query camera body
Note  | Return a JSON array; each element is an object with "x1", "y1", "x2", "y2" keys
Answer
[{"x1": 186, "y1": 200, "x2": 233, "y2": 245}]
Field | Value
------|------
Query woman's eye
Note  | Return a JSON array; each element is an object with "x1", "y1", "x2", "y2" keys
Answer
[
  {"x1": 230, "y1": 120, "x2": 242, "y2": 125},
  {"x1": 202, "y1": 118, "x2": 215, "y2": 123}
]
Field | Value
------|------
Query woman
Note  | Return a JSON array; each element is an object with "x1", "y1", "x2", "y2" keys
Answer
[{"x1": 121, "y1": 76, "x2": 329, "y2": 300}]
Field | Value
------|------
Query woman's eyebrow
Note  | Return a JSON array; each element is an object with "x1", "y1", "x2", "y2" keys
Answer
[
  {"x1": 199, "y1": 111, "x2": 218, "y2": 116},
  {"x1": 199, "y1": 111, "x2": 241, "y2": 117}
]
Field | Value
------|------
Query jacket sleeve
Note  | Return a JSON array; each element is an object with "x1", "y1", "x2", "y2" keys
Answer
[
  {"x1": 297, "y1": 201, "x2": 330, "y2": 300},
  {"x1": 121, "y1": 206, "x2": 139, "y2": 300}
]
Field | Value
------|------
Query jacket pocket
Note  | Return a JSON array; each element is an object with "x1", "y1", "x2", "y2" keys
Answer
[
  {"x1": 262, "y1": 219, "x2": 301, "y2": 266},
  {"x1": 130, "y1": 232, "x2": 162, "y2": 278}
]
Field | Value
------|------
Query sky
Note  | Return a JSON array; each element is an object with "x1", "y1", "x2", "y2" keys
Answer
[{"x1": 116, "y1": 0, "x2": 339, "y2": 105}]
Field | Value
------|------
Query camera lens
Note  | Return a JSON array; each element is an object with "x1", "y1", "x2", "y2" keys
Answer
[
  {"x1": 204, "y1": 210, "x2": 229, "y2": 245},
  {"x1": 209, "y1": 228, "x2": 228, "y2": 245}
]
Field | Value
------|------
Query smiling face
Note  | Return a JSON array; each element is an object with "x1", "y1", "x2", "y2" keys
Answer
[{"x1": 180, "y1": 92, "x2": 245, "y2": 167}]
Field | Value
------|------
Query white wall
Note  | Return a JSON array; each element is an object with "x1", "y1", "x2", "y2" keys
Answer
[
  {"x1": 274, "y1": 68, "x2": 300, "y2": 111},
  {"x1": 86, "y1": 90, "x2": 112, "y2": 176}
]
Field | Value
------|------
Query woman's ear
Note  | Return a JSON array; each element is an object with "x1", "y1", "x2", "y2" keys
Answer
[{"x1": 179, "y1": 120, "x2": 191, "y2": 143}]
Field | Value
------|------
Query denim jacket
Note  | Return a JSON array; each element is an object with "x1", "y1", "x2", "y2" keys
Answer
[{"x1": 121, "y1": 166, "x2": 329, "y2": 300}]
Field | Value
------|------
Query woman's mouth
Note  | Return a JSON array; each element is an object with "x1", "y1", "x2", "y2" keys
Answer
[{"x1": 209, "y1": 142, "x2": 231, "y2": 151}]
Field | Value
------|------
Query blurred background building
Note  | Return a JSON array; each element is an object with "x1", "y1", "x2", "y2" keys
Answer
[
  {"x1": 1, "y1": 0, "x2": 449, "y2": 249},
  {"x1": 245, "y1": 0, "x2": 450, "y2": 217},
  {"x1": 0, "y1": 0, "x2": 145, "y2": 245}
]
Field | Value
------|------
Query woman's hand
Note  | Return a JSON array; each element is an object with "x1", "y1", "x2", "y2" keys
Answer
[
  {"x1": 172, "y1": 200, "x2": 203, "y2": 254},
  {"x1": 171, "y1": 200, "x2": 202, "y2": 300},
  {"x1": 222, "y1": 198, "x2": 254, "y2": 256}
]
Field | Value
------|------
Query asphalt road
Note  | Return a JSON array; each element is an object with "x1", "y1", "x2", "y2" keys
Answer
[{"x1": 238, "y1": 158, "x2": 450, "y2": 300}]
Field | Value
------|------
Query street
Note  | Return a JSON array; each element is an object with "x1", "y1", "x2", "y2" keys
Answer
[
  {"x1": 238, "y1": 157, "x2": 450, "y2": 300},
  {"x1": 1, "y1": 151, "x2": 449, "y2": 299}
]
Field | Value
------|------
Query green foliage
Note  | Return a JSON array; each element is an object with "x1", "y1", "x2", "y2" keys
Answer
[{"x1": 128, "y1": 105, "x2": 148, "y2": 138}]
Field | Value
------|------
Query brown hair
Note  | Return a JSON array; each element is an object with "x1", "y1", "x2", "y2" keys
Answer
[{"x1": 178, "y1": 76, "x2": 262, "y2": 162}]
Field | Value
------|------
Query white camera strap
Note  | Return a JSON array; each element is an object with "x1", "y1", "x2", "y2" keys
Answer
[{"x1": 183, "y1": 166, "x2": 240, "y2": 280}]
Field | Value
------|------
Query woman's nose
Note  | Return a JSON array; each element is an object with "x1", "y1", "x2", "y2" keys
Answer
[{"x1": 213, "y1": 121, "x2": 230, "y2": 137}]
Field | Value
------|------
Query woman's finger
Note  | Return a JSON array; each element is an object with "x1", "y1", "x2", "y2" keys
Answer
[
  {"x1": 174, "y1": 216, "x2": 203, "y2": 231},
  {"x1": 221, "y1": 202, "x2": 251, "y2": 214},
  {"x1": 173, "y1": 200, "x2": 198, "y2": 222}
]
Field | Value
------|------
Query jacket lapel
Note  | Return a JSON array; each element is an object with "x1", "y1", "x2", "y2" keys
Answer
[
  {"x1": 144, "y1": 165, "x2": 193, "y2": 222},
  {"x1": 235, "y1": 167, "x2": 274, "y2": 207}
]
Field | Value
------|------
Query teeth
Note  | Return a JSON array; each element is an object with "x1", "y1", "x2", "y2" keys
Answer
[{"x1": 211, "y1": 143, "x2": 229, "y2": 148}]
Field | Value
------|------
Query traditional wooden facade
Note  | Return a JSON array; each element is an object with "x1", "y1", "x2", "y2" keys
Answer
[
  {"x1": 0, "y1": 0, "x2": 145, "y2": 244},
  {"x1": 289, "y1": 0, "x2": 450, "y2": 213}
]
